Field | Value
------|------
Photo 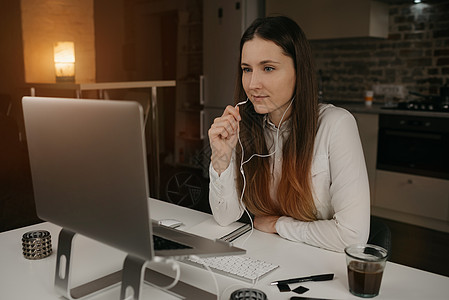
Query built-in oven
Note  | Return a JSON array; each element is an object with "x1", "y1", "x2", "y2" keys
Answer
[{"x1": 377, "y1": 114, "x2": 449, "y2": 180}]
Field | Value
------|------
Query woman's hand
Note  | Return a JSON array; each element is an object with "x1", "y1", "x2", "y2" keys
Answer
[
  {"x1": 208, "y1": 105, "x2": 241, "y2": 175},
  {"x1": 254, "y1": 215, "x2": 280, "y2": 233}
]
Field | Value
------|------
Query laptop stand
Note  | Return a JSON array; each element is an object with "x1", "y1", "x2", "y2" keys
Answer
[
  {"x1": 54, "y1": 228, "x2": 215, "y2": 299},
  {"x1": 55, "y1": 228, "x2": 121, "y2": 299}
]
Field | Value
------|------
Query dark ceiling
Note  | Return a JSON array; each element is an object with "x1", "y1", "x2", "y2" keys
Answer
[{"x1": 377, "y1": 0, "x2": 445, "y2": 4}]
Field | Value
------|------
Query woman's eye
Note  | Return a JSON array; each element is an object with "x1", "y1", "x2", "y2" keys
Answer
[
  {"x1": 242, "y1": 67, "x2": 251, "y2": 73},
  {"x1": 264, "y1": 66, "x2": 274, "y2": 72}
]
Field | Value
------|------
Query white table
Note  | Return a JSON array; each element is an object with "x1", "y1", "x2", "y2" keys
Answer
[{"x1": 1, "y1": 198, "x2": 448, "y2": 299}]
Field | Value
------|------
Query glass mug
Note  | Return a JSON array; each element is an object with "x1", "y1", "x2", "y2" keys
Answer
[
  {"x1": 345, "y1": 244, "x2": 388, "y2": 298},
  {"x1": 364, "y1": 90, "x2": 374, "y2": 107}
]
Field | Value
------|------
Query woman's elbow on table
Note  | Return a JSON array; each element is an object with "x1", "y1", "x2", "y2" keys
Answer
[
  {"x1": 340, "y1": 225, "x2": 370, "y2": 249},
  {"x1": 212, "y1": 213, "x2": 237, "y2": 227},
  {"x1": 211, "y1": 206, "x2": 243, "y2": 227}
]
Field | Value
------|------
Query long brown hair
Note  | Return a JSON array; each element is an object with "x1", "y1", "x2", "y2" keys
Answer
[{"x1": 234, "y1": 16, "x2": 318, "y2": 221}]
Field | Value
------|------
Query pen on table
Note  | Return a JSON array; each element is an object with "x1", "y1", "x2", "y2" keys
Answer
[{"x1": 270, "y1": 273, "x2": 334, "y2": 286}]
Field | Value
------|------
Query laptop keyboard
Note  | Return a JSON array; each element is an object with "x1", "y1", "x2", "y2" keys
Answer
[
  {"x1": 183, "y1": 255, "x2": 279, "y2": 283},
  {"x1": 152, "y1": 235, "x2": 192, "y2": 250}
]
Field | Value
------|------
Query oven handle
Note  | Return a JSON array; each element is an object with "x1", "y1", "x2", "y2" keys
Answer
[{"x1": 384, "y1": 130, "x2": 442, "y2": 140}]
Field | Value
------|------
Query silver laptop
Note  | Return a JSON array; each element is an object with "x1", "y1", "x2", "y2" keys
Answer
[{"x1": 22, "y1": 96, "x2": 245, "y2": 261}]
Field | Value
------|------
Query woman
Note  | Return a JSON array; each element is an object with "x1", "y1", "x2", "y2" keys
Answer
[{"x1": 208, "y1": 16, "x2": 370, "y2": 252}]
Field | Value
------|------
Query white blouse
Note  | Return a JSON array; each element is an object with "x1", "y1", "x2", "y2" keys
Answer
[{"x1": 209, "y1": 104, "x2": 370, "y2": 252}]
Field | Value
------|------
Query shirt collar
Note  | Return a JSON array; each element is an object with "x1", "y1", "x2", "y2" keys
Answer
[{"x1": 263, "y1": 114, "x2": 292, "y2": 132}]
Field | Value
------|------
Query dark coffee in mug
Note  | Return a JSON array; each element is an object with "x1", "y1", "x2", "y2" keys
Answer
[{"x1": 347, "y1": 260, "x2": 384, "y2": 296}]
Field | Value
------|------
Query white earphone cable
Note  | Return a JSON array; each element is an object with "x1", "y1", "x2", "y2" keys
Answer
[
  {"x1": 235, "y1": 97, "x2": 294, "y2": 246},
  {"x1": 189, "y1": 255, "x2": 220, "y2": 300}
]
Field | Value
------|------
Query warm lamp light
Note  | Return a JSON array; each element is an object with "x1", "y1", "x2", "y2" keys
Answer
[{"x1": 54, "y1": 41, "x2": 75, "y2": 82}]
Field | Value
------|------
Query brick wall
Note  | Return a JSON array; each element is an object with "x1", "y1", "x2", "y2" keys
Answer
[{"x1": 310, "y1": 1, "x2": 449, "y2": 103}]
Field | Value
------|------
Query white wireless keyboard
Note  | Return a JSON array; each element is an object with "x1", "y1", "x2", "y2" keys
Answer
[{"x1": 183, "y1": 255, "x2": 279, "y2": 283}]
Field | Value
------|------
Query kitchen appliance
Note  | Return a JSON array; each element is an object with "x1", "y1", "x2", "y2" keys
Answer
[
  {"x1": 382, "y1": 86, "x2": 449, "y2": 112},
  {"x1": 392, "y1": 100, "x2": 449, "y2": 112},
  {"x1": 201, "y1": 0, "x2": 264, "y2": 173},
  {"x1": 202, "y1": 0, "x2": 264, "y2": 136},
  {"x1": 377, "y1": 114, "x2": 449, "y2": 180}
]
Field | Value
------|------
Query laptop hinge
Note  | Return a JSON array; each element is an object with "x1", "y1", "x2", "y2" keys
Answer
[{"x1": 214, "y1": 238, "x2": 233, "y2": 247}]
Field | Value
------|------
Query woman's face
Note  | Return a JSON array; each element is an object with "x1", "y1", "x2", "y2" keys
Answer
[{"x1": 241, "y1": 36, "x2": 296, "y2": 125}]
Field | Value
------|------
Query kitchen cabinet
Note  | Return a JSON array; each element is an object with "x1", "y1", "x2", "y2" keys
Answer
[
  {"x1": 353, "y1": 112, "x2": 378, "y2": 204},
  {"x1": 201, "y1": 0, "x2": 264, "y2": 176},
  {"x1": 349, "y1": 106, "x2": 449, "y2": 233},
  {"x1": 174, "y1": 1, "x2": 264, "y2": 172},
  {"x1": 265, "y1": 0, "x2": 388, "y2": 40},
  {"x1": 174, "y1": 11, "x2": 204, "y2": 169},
  {"x1": 375, "y1": 170, "x2": 449, "y2": 222}
]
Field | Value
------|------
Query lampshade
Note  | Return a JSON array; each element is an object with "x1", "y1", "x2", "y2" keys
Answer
[{"x1": 54, "y1": 41, "x2": 75, "y2": 82}]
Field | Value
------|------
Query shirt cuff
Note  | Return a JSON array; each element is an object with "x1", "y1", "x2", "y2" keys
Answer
[
  {"x1": 209, "y1": 161, "x2": 237, "y2": 199},
  {"x1": 210, "y1": 160, "x2": 233, "y2": 182}
]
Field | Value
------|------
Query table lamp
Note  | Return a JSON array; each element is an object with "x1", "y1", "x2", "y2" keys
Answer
[{"x1": 54, "y1": 41, "x2": 75, "y2": 82}]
